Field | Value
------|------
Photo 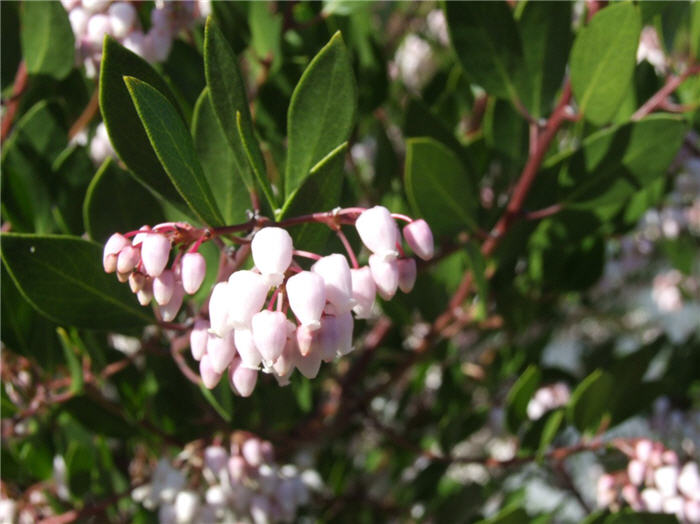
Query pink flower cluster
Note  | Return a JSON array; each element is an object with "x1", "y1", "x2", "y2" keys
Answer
[
  {"x1": 526, "y1": 382, "x2": 570, "y2": 421},
  {"x1": 61, "y1": 0, "x2": 210, "y2": 77},
  {"x1": 196, "y1": 206, "x2": 434, "y2": 395},
  {"x1": 597, "y1": 439, "x2": 700, "y2": 523},
  {"x1": 103, "y1": 223, "x2": 207, "y2": 322},
  {"x1": 132, "y1": 434, "x2": 321, "y2": 523}
]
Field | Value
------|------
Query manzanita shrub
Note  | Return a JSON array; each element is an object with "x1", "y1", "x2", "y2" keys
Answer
[{"x1": 1, "y1": 1, "x2": 699, "y2": 523}]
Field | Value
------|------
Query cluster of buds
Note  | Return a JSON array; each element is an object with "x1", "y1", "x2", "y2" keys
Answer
[
  {"x1": 526, "y1": 382, "x2": 570, "y2": 421},
  {"x1": 103, "y1": 222, "x2": 207, "y2": 322},
  {"x1": 597, "y1": 439, "x2": 700, "y2": 522},
  {"x1": 132, "y1": 433, "x2": 321, "y2": 523},
  {"x1": 197, "y1": 206, "x2": 434, "y2": 395},
  {"x1": 61, "y1": 0, "x2": 210, "y2": 77}
]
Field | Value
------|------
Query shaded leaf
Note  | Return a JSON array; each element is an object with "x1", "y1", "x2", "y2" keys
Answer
[
  {"x1": 1, "y1": 233, "x2": 152, "y2": 330},
  {"x1": 567, "y1": 369, "x2": 614, "y2": 434},
  {"x1": 404, "y1": 137, "x2": 477, "y2": 237},
  {"x1": 125, "y1": 77, "x2": 224, "y2": 226},
  {"x1": 505, "y1": 364, "x2": 541, "y2": 432},
  {"x1": 20, "y1": 1, "x2": 74, "y2": 79}
]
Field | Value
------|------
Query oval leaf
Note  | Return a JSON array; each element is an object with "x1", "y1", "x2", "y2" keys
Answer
[
  {"x1": 20, "y1": 1, "x2": 74, "y2": 79},
  {"x1": 99, "y1": 36, "x2": 188, "y2": 212},
  {"x1": 1, "y1": 233, "x2": 152, "y2": 330},
  {"x1": 125, "y1": 77, "x2": 225, "y2": 227},
  {"x1": 570, "y1": 3, "x2": 642, "y2": 125},
  {"x1": 505, "y1": 364, "x2": 541, "y2": 432},
  {"x1": 404, "y1": 137, "x2": 477, "y2": 237},
  {"x1": 285, "y1": 31, "x2": 357, "y2": 198},
  {"x1": 567, "y1": 369, "x2": 614, "y2": 434}
]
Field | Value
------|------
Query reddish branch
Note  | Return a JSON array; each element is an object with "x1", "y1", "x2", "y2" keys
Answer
[
  {"x1": 67, "y1": 89, "x2": 100, "y2": 140},
  {"x1": 1, "y1": 62, "x2": 28, "y2": 142},
  {"x1": 631, "y1": 63, "x2": 700, "y2": 121}
]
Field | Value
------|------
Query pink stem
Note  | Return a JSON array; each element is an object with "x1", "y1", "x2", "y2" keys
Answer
[
  {"x1": 293, "y1": 249, "x2": 322, "y2": 261},
  {"x1": 267, "y1": 288, "x2": 281, "y2": 311},
  {"x1": 337, "y1": 229, "x2": 359, "y2": 269},
  {"x1": 391, "y1": 213, "x2": 413, "y2": 223}
]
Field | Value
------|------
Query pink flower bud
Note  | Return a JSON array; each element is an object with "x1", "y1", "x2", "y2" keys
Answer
[
  {"x1": 141, "y1": 234, "x2": 171, "y2": 277},
  {"x1": 116, "y1": 271, "x2": 130, "y2": 283},
  {"x1": 226, "y1": 270, "x2": 269, "y2": 329},
  {"x1": 242, "y1": 438, "x2": 263, "y2": 467},
  {"x1": 228, "y1": 358, "x2": 258, "y2": 397},
  {"x1": 131, "y1": 226, "x2": 150, "y2": 246},
  {"x1": 403, "y1": 219, "x2": 434, "y2": 260},
  {"x1": 189, "y1": 319, "x2": 209, "y2": 361},
  {"x1": 286, "y1": 271, "x2": 326, "y2": 330},
  {"x1": 208, "y1": 282, "x2": 233, "y2": 337},
  {"x1": 397, "y1": 258, "x2": 417, "y2": 293},
  {"x1": 685, "y1": 500, "x2": 700, "y2": 522},
  {"x1": 662, "y1": 450, "x2": 679, "y2": 465},
  {"x1": 234, "y1": 329, "x2": 263, "y2": 369},
  {"x1": 122, "y1": 31, "x2": 148, "y2": 56},
  {"x1": 296, "y1": 324, "x2": 314, "y2": 357},
  {"x1": 136, "y1": 281, "x2": 153, "y2": 306},
  {"x1": 206, "y1": 332, "x2": 236, "y2": 374},
  {"x1": 273, "y1": 328, "x2": 299, "y2": 377},
  {"x1": 350, "y1": 267, "x2": 376, "y2": 319},
  {"x1": 181, "y1": 252, "x2": 206, "y2": 294},
  {"x1": 251, "y1": 227, "x2": 293, "y2": 287},
  {"x1": 69, "y1": 8, "x2": 89, "y2": 39},
  {"x1": 331, "y1": 312, "x2": 354, "y2": 358},
  {"x1": 117, "y1": 245, "x2": 140, "y2": 274},
  {"x1": 655, "y1": 465, "x2": 679, "y2": 497},
  {"x1": 622, "y1": 484, "x2": 642, "y2": 510},
  {"x1": 251, "y1": 310, "x2": 289, "y2": 364},
  {"x1": 250, "y1": 495, "x2": 271, "y2": 524},
  {"x1": 679, "y1": 462, "x2": 700, "y2": 500},
  {"x1": 128, "y1": 272, "x2": 145, "y2": 293},
  {"x1": 158, "y1": 282, "x2": 184, "y2": 321},
  {"x1": 628, "y1": 460, "x2": 646, "y2": 486},
  {"x1": 369, "y1": 254, "x2": 399, "y2": 300},
  {"x1": 641, "y1": 488, "x2": 663, "y2": 512},
  {"x1": 260, "y1": 440, "x2": 274, "y2": 463},
  {"x1": 199, "y1": 353, "x2": 222, "y2": 389},
  {"x1": 312, "y1": 254, "x2": 354, "y2": 313},
  {"x1": 145, "y1": 27, "x2": 172, "y2": 63},
  {"x1": 86, "y1": 14, "x2": 112, "y2": 46},
  {"x1": 355, "y1": 206, "x2": 399, "y2": 260},
  {"x1": 296, "y1": 348, "x2": 322, "y2": 379},
  {"x1": 228, "y1": 455, "x2": 247, "y2": 482},
  {"x1": 107, "y1": 2, "x2": 136, "y2": 38},
  {"x1": 204, "y1": 445, "x2": 228, "y2": 474},
  {"x1": 174, "y1": 491, "x2": 200, "y2": 524},
  {"x1": 153, "y1": 269, "x2": 175, "y2": 306},
  {"x1": 636, "y1": 439, "x2": 653, "y2": 462},
  {"x1": 663, "y1": 497, "x2": 685, "y2": 520}
]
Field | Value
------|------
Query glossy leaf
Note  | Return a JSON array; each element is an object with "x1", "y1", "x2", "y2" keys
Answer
[
  {"x1": 237, "y1": 111, "x2": 276, "y2": 213},
  {"x1": 279, "y1": 143, "x2": 347, "y2": 254},
  {"x1": 404, "y1": 137, "x2": 477, "y2": 237},
  {"x1": 82, "y1": 158, "x2": 164, "y2": 243},
  {"x1": 57, "y1": 328, "x2": 84, "y2": 394},
  {"x1": 99, "y1": 36, "x2": 186, "y2": 211},
  {"x1": 1, "y1": 233, "x2": 152, "y2": 330},
  {"x1": 191, "y1": 89, "x2": 249, "y2": 225},
  {"x1": 20, "y1": 1, "x2": 74, "y2": 79},
  {"x1": 570, "y1": 3, "x2": 642, "y2": 125},
  {"x1": 518, "y1": 1, "x2": 571, "y2": 118},
  {"x1": 567, "y1": 369, "x2": 614, "y2": 434},
  {"x1": 285, "y1": 31, "x2": 356, "y2": 198},
  {"x1": 445, "y1": 1, "x2": 526, "y2": 101},
  {"x1": 465, "y1": 244, "x2": 489, "y2": 321},
  {"x1": 125, "y1": 77, "x2": 224, "y2": 227},
  {"x1": 203, "y1": 18, "x2": 263, "y2": 196},
  {"x1": 505, "y1": 364, "x2": 541, "y2": 432}
]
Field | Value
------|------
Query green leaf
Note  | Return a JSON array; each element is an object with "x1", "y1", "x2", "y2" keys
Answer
[
  {"x1": 1, "y1": 233, "x2": 152, "y2": 330},
  {"x1": 237, "y1": 111, "x2": 277, "y2": 213},
  {"x1": 465, "y1": 244, "x2": 488, "y2": 321},
  {"x1": 203, "y1": 18, "x2": 265, "y2": 198},
  {"x1": 537, "y1": 409, "x2": 564, "y2": 458},
  {"x1": 691, "y1": 2, "x2": 700, "y2": 59},
  {"x1": 65, "y1": 442, "x2": 94, "y2": 497},
  {"x1": 285, "y1": 31, "x2": 357, "y2": 198},
  {"x1": 199, "y1": 383, "x2": 232, "y2": 422},
  {"x1": 570, "y1": 3, "x2": 642, "y2": 125},
  {"x1": 191, "y1": 89, "x2": 250, "y2": 225},
  {"x1": 445, "y1": 1, "x2": 526, "y2": 101},
  {"x1": 248, "y1": 2, "x2": 283, "y2": 74},
  {"x1": 484, "y1": 98, "x2": 529, "y2": 163},
  {"x1": 20, "y1": 1, "x2": 74, "y2": 79},
  {"x1": 559, "y1": 115, "x2": 687, "y2": 210},
  {"x1": 125, "y1": 77, "x2": 225, "y2": 227},
  {"x1": 505, "y1": 364, "x2": 541, "y2": 432},
  {"x1": 404, "y1": 137, "x2": 477, "y2": 237},
  {"x1": 279, "y1": 143, "x2": 347, "y2": 254},
  {"x1": 83, "y1": 158, "x2": 164, "y2": 244},
  {"x1": 567, "y1": 369, "x2": 614, "y2": 434},
  {"x1": 517, "y1": 1, "x2": 571, "y2": 118},
  {"x1": 57, "y1": 328, "x2": 84, "y2": 394},
  {"x1": 99, "y1": 36, "x2": 187, "y2": 212}
]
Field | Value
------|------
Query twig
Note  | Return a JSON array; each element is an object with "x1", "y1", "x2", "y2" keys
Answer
[
  {"x1": 631, "y1": 63, "x2": 700, "y2": 121},
  {"x1": 68, "y1": 89, "x2": 99, "y2": 140},
  {"x1": 1, "y1": 61, "x2": 28, "y2": 142}
]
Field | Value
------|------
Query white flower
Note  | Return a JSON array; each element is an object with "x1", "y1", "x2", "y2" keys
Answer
[{"x1": 251, "y1": 227, "x2": 294, "y2": 287}]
